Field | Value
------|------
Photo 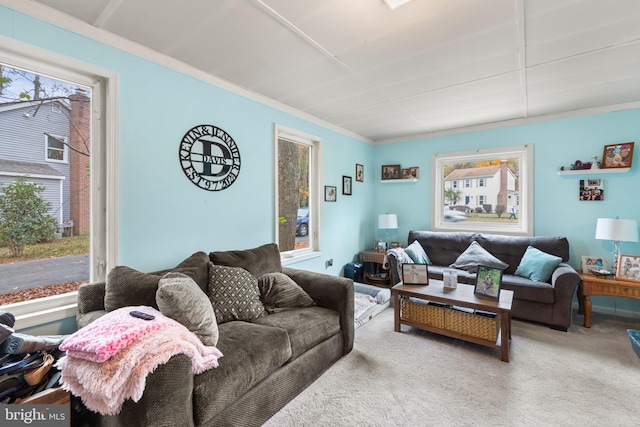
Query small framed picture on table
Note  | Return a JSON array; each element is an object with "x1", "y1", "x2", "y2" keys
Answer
[
  {"x1": 402, "y1": 264, "x2": 429, "y2": 285},
  {"x1": 616, "y1": 254, "x2": 640, "y2": 282},
  {"x1": 474, "y1": 265, "x2": 503, "y2": 299}
]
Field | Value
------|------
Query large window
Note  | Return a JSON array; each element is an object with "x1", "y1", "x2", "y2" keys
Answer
[
  {"x1": 432, "y1": 145, "x2": 533, "y2": 235},
  {"x1": 274, "y1": 125, "x2": 320, "y2": 262},
  {"x1": 1, "y1": 40, "x2": 117, "y2": 329}
]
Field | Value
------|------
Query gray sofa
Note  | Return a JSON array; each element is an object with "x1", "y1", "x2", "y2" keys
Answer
[
  {"x1": 74, "y1": 243, "x2": 354, "y2": 427},
  {"x1": 387, "y1": 231, "x2": 580, "y2": 331}
]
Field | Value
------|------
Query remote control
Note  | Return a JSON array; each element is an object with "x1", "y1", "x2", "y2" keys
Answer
[{"x1": 129, "y1": 311, "x2": 155, "y2": 320}]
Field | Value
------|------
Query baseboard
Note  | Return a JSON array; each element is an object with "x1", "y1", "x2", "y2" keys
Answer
[{"x1": 572, "y1": 302, "x2": 640, "y2": 320}]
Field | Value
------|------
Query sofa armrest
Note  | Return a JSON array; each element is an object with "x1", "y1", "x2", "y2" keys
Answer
[
  {"x1": 82, "y1": 354, "x2": 195, "y2": 427},
  {"x1": 549, "y1": 262, "x2": 581, "y2": 329},
  {"x1": 77, "y1": 281, "x2": 106, "y2": 314},
  {"x1": 282, "y1": 267, "x2": 354, "y2": 355}
]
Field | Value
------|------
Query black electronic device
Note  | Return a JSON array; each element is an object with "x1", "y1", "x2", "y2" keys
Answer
[{"x1": 129, "y1": 311, "x2": 155, "y2": 321}]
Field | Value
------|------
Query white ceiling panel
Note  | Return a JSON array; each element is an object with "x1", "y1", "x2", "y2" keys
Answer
[{"x1": 13, "y1": 0, "x2": 640, "y2": 141}]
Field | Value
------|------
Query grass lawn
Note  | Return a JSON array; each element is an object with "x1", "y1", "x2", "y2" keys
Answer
[{"x1": 0, "y1": 234, "x2": 90, "y2": 264}]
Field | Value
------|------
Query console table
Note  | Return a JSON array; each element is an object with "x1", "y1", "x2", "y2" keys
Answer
[
  {"x1": 578, "y1": 273, "x2": 640, "y2": 328},
  {"x1": 359, "y1": 250, "x2": 390, "y2": 288}
]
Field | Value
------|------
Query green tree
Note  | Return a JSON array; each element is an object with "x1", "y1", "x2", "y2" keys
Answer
[
  {"x1": 444, "y1": 188, "x2": 461, "y2": 205},
  {"x1": 0, "y1": 177, "x2": 57, "y2": 257},
  {"x1": 495, "y1": 204, "x2": 506, "y2": 218}
]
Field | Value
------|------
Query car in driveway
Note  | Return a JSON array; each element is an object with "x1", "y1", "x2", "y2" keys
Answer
[
  {"x1": 443, "y1": 207, "x2": 467, "y2": 222},
  {"x1": 296, "y1": 207, "x2": 309, "y2": 236}
]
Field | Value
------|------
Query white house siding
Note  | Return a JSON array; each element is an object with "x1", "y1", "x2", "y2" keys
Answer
[
  {"x1": 0, "y1": 101, "x2": 71, "y2": 222},
  {"x1": 444, "y1": 166, "x2": 517, "y2": 212}
]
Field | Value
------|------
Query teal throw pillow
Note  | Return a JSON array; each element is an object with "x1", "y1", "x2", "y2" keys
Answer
[
  {"x1": 514, "y1": 246, "x2": 562, "y2": 282},
  {"x1": 450, "y1": 241, "x2": 508, "y2": 273},
  {"x1": 405, "y1": 240, "x2": 431, "y2": 264}
]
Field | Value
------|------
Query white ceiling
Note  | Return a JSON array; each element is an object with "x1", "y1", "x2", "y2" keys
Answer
[{"x1": 14, "y1": 0, "x2": 640, "y2": 142}]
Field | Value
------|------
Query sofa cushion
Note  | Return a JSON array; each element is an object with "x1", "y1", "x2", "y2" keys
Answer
[
  {"x1": 405, "y1": 240, "x2": 431, "y2": 264},
  {"x1": 258, "y1": 272, "x2": 315, "y2": 313},
  {"x1": 156, "y1": 272, "x2": 219, "y2": 346},
  {"x1": 210, "y1": 243, "x2": 282, "y2": 278},
  {"x1": 408, "y1": 231, "x2": 479, "y2": 266},
  {"x1": 514, "y1": 246, "x2": 562, "y2": 283},
  {"x1": 104, "y1": 251, "x2": 209, "y2": 312},
  {"x1": 501, "y1": 275, "x2": 555, "y2": 304},
  {"x1": 207, "y1": 263, "x2": 266, "y2": 323},
  {"x1": 193, "y1": 321, "x2": 291, "y2": 425},
  {"x1": 449, "y1": 241, "x2": 508, "y2": 273},
  {"x1": 251, "y1": 306, "x2": 341, "y2": 360}
]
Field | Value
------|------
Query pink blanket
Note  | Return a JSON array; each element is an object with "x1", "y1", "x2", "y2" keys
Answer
[
  {"x1": 60, "y1": 306, "x2": 178, "y2": 362},
  {"x1": 57, "y1": 308, "x2": 223, "y2": 415}
]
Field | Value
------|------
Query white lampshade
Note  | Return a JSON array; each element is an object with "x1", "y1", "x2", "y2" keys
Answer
[
  {"x1": 595, "y1": 218, "x2": 639, "y2": 242},
  {"x1": 378, "y1": 214, "x2": 398, "y2": 230}
]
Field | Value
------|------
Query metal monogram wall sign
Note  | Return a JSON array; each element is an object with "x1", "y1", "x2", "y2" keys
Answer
[{"x1": 179, "y1": 125, "x2": 241, "y2": 191}]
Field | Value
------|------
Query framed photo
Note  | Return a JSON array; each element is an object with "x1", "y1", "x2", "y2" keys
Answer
[
  {"x1": 402, "y1": 168, "x2": 411, "y2": 179},
  {"x1": 356, "y1": 164, "x2": 364, "y2": 182},
  {"x1": 342, "y1": 176, "x2": 352, "y2": 195},
  {"x1": 408, "y1": 166, "x2": 419, "y2": 179},
  {"x1": 402, "y1": 263, "x2": 429, "y2": 285},
  {"x1": 389, "y1": 241, "x2": 402, "y2": 249},
  {"x1": 381, "y1": 164, "x2": 401, "y2": 180},
  {"x1": 616, "y1": 254, "x2": 640, "y2": 282},
  {"x1": 474, "y1": 265, "x2": 503, "y2": 299},
  {"x1": 602, "y1": 142, "x2": 634, "y2": 169},
  {"x1": 579, "y1": 179, "x2": 603, "y2": 201},
  {"x1": 324, "y1": 185, "x2": 336, "y2": 202},
  {"x1": 581, "y1": 256, "x2": 607, "y2": 274},
  {"x1": 374, "y1": 240, "x2": 386, "y2": 252}
]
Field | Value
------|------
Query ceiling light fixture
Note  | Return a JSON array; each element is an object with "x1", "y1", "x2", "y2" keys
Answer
[{"x1": 383, "y1": 0, "x2": 413, "y2": 10}]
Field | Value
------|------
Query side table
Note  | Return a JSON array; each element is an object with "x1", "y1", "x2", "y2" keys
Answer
[
  {"x1": 359, "y1": 250, "x2": 390, "y2": 288},
  {"x1": 578, "y1": 273, "x2": 640, "y2": 327}
]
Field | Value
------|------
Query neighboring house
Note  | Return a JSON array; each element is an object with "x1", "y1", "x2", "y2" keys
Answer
[
  {"x1": 444, "y1": 161, "x2": 518, "y2": 213},
  {"x1": 0, "y1": 95, "x2": 90, "y2": 235}
]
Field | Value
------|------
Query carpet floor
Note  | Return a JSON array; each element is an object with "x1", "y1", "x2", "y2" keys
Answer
[{"x1": 264, "y1": 308, "x2": 640, "y2": 427}]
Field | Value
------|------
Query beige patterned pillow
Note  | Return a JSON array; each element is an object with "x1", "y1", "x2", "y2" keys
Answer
[{"x1": 206, "y1": 262, "x2": 266, "y2": 324}]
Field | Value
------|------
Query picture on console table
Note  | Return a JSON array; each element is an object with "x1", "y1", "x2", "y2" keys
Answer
[
  {"x1": 581, "y1": 256, "x2": 607, "y2": 274},
  {"x1": 402, "y1": 263, "x2": 429, "y2": 285},
  {"x1": 474, "y1": 265, "x2": 503, "y2": 299},
  {"x1": 616, "y1": 254, "x2": 640, "y2": 282}
]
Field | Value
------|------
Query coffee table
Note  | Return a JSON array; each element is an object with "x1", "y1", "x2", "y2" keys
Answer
[{"x1": 392, "y1": 280, "x2": 514, "y2": 362}]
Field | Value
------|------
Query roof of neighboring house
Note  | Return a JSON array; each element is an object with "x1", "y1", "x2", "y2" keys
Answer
[
  {"x1": 0, "y1": 98, "x2": 71, "y2": 114},
  {"x1": 0, "y1": 159, "x2": 64, "y2": 177},
  {"x1": 445, "y1": 166, "x2": 502, "y2": 180}
]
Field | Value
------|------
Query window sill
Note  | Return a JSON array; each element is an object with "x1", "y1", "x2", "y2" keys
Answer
[
  {"x1": 281, "y1": 251, "x2": 321, "y2": 266},
  {"x1": 2, "y1": 292, "x2": 78, "y2": 330}
]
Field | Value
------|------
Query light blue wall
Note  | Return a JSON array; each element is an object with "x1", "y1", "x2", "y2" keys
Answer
[{"x1": 375, "y1": 110, "x2": 640, "y2": 315}]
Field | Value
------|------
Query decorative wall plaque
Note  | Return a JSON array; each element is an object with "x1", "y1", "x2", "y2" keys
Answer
[{"x1": 179, "y1": 125, "x2": 241, "y2": 191}]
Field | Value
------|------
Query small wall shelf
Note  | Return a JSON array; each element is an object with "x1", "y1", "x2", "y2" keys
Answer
[
  {"x1": 380, "y1": 178, "x2": 418, "y2": 183},
  {"x1": 557, "y1": 168, "x2": 630, "y2": 176}
]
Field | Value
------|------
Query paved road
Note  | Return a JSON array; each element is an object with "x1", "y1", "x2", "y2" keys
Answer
[{"x1": 0, "y1": 254, "x2": 90, "y2": 294}]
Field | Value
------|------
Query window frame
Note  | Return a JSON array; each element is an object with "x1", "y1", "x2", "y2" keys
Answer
[
  {"x1": 274, "y1": 125, "x2": 321, "y2": 264},
  {"x1": 432, "y1": 144, "x2": 533, "y2": 236},
  {"x1": 45, "y1": 133, "x2": 68, "y2": 163},
  {"x1": 0, "y1": 37, "x2": 119, "y2": 329}
]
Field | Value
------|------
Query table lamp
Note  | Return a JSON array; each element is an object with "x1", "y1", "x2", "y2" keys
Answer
[
  {"x1": 378, "y1": 213, "x2": 398, "y2": 250},
  {"x1": 595, "y1": 217, "x2": 639, "y2": 269}
]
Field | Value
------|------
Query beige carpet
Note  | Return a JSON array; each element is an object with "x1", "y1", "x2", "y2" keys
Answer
[{"x1": 264, "y1": 308, "x2": 640, "y2": 427}]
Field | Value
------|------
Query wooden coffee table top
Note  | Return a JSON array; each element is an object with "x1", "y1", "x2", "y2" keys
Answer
[{"x1": 393, "y1": 280, "x2": 513, "y2": 312}]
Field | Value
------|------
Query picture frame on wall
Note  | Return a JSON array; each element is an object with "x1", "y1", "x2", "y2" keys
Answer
[
  {"x1": 342, "y1": 176, "x2": 352, "y2": 195},
  {"x1": 324, "y1": 185, "x2": 337, "y2": 202},
  {"x1": 579, "y1": 179, "x2": 603, "y2": 201},
  {"x1": 381, "y1": 164, "x2": 401, "y2": 180},
  {"x1": 616, "y1": 254, "x2": 640, "y2": 282},
  {"x1": 474, "y1": 265, "x2": 503, "y2": 299},
  {"x1": 581, "y1": 256, "x2": 607, "y2": 274},
  {"x1": 356, "y1": 164, "x2": 364, "y2": 182},
  {"x1": 602, "y1": 142, "x2": 634, "y2": 169}
]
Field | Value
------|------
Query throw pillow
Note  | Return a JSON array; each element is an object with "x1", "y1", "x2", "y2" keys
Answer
[
  {"x1": 450, "y1": 241, "x2": 509, "y2": 273},
  {"x1": 156, "y1": 272, "x2": 218, "y2": 346},
  {"x1": 104, "y1": 251, "x2": 209, "y2": 312},
  {"x1": 514, "y1": 246, "x2": 562, "y2": 282},
  {"x1": 405, "y1": 240, "x2": 431, "y2": 264},
  {"x1": 258, "y1": 272, "x2": 315, "y2": 313},
  {"x1": 210, "y1": 243, "x2": 282, "y2": 278},
  {"x1": 207, "y1": 263, "x2": 267, "y2": 323}
]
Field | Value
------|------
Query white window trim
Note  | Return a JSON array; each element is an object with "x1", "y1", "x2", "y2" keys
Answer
[
  {"x1": 432, "y1": 144, "x2": 533, "y2": 236},
  {"x1": 0, "y1": 36, "x2": 119, "y2": 330},
  {"x1": 44, "y1": 133, "x2": 68, "y2": 163},
  {"x1": 274, "y1": 124, "x2": 322, "y2": 264}
]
